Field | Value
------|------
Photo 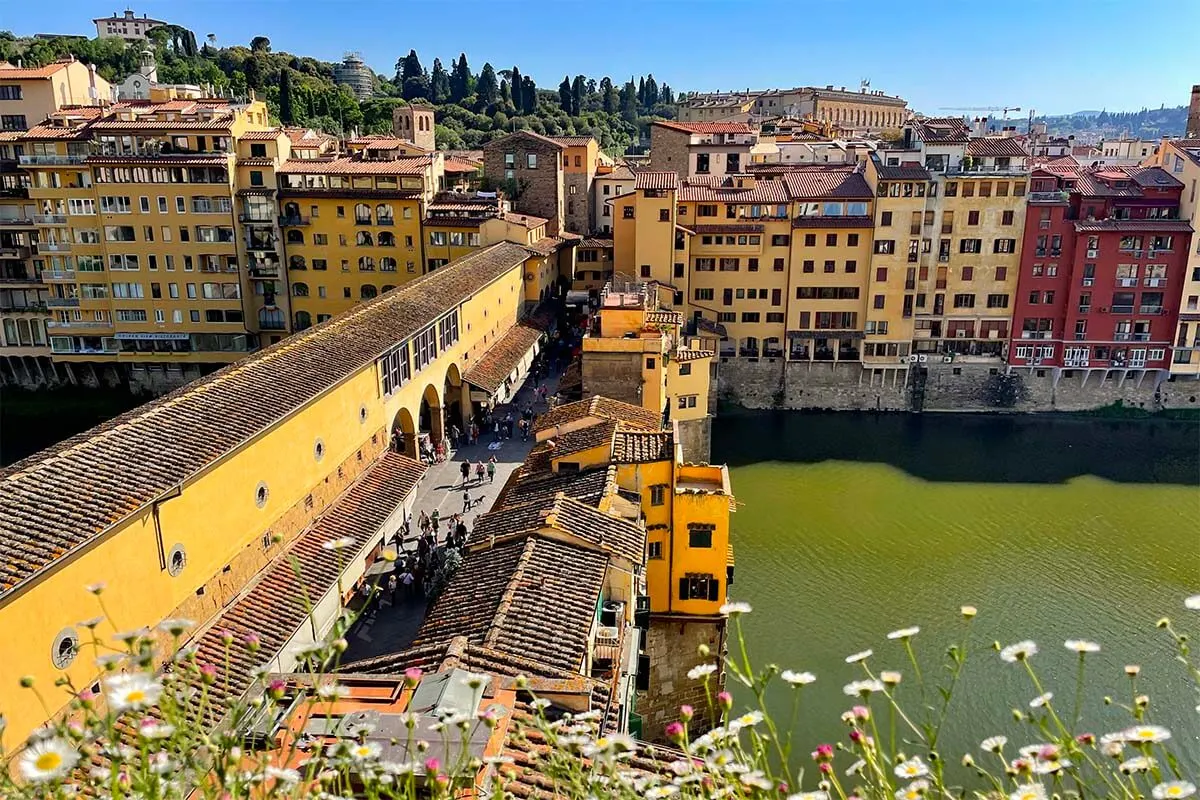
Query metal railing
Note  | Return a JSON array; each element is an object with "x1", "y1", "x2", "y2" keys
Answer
[
  {"x1": 47, "y1": 297, "x2": 80, "y2": 308},
  {"x1": 278, "y1": 215, "x2": 310, "y2": 226},
  {"x1": 33, "y1": 214, "x2": 68, "y2": 225},
  {"x1": 42, "y1": 270, "x2": 76, "y2": 281},
  {"x1": 38, "y1": 242, "x2": 72, "y2": 253},
  {"x1": 19, "y1": 154, "x2": 86, "y2": 166}
]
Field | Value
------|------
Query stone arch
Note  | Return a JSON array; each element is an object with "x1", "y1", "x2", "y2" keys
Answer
[
  {"x1": 443, "y1": 361, "x2": 470, "y2": 435},
  {"x1": 391, "y1": 406, "x2": 417, "y2": 458},
  {"x1": 418, "y1": 382, "x2": 443, "y2": 449}
]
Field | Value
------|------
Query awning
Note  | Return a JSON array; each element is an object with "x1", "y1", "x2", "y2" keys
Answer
[{"x1": 463, "y1": 309, "x2": 554, "y2": 395}]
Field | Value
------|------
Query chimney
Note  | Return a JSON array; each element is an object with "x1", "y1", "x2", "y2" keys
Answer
[{"x1": 973, "y1": 116, "x2": 988, "y2": 137}]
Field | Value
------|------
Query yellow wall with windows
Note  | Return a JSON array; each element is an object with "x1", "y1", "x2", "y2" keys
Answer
[
  {"x1": 424, "y1": 224, "x2": 481, "y2": 270},
  {"x1": 282, "y1": 196, "x2": 423, "y2": 327},
  {"x1": 786, "y1": 224, "x2": 873, "y2": 357},
  {"x1": 0, "y1": 249, "x2": 536, "y2": 749},
  {"x1": 613, "y1": 189, "x2": 677, "y2": 288},
  {"x1": 668, "y1": 355, "x2": 711, "y2": 421}
]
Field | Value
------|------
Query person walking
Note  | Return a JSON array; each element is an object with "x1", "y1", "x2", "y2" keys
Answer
[
  {"x1": 462, "y1": 488, "x2": 473, "y2": 514},
  {"x1": 387, "y1": 573, "x2": 398, "y2": 606},
  {"x1": 419, "y1": 510, "x2": 430, "y2": 535},
  {"x1": 400, "y1": 568, "x2": 414, "y2": 600},
  {"x1": 486, "y1": 458, "x2": 496, "y2": 483},
  {"x1": 475, "y1": 460, "x2": 486, "y2": 484},
  {"x1": 430, "y1": 508, "x2": 440, "y2": 538},
  {"x1": 470, "y1": 421, "x2": 479, "y2": 445},
  {"x1": 449, "y1": 424, "x2": 461, "y2": 448},
  {"x1": 460, "y1": 459, "x2": 471, "y2": 487}
]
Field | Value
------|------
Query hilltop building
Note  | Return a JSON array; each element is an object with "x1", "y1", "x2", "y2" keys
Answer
[
  {"x1": 0, "y1": 58, "x2": 112, "y2": 132},
  {"x1": 676, "y1": 84, "x2": 907, "y2": 133},
  {"x1": 332, "y1": 52, "x2": 375, "y2": 101},
  {"x1": 93, "y1": 8, "x2": 167, "y2": 41}
]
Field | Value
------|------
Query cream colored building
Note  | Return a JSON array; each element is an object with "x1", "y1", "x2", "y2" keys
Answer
[
  {"x1": 594, "y1": 164, "x2": 636, "y2": 234},
  {"x1": 0, "y1": 59, "x2": 111, "y2": 132},
  {"x1": 93, "y1": 9, "x2": 167, "y2": 41},
  {"x1": 1149, "y1": 139, "x2": 1200, "y2": 377}
]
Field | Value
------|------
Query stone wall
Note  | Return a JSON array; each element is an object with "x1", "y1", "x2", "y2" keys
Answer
[
  {"x1": 717, "y1": 357, "x2": 1200, "y2": 414},
  {"x1": 563, "y1": 172, "x2": 591, "y2": 234},
  {"x1": 676, "y1": 416, "x2": 712, "y2": 463},
  {"x1": 582, "y1": 351, "x2": 643, "y2": 405},
  {"x1": 638, "y1": 616, "x2": 727, "y2": 742},
  {"x1": 648, "y1": 126, "x2": 690, "y2": 180},
  {"x1": 482, "y1": 133, "x2": 564, "y2": 231}
]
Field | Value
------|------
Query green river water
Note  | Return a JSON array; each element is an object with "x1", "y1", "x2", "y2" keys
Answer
[{"x1": 712, "y1": 412, "x2": 1200, "y2": 772}]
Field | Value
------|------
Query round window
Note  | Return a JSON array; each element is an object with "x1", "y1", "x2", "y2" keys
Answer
[
  {"x1": 167, "y1": 543, "x2": 187, "y2": 577},
  {"x1": 255, "y1": 481, "x2": 269, "y2": 508},
  {"x1": 51, "y1": 627, "x2": 79, "y2": 669},
  {"x1": 314, "y1": 438, "x2": 325, "y2": 462},
  {"x1": 359, "y1": 404, "x2": 368, "y2": 424}
]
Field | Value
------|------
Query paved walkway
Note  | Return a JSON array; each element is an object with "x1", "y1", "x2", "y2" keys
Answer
[{"x1": 342, "y1": 367, "x2": 561, "y2": 664}]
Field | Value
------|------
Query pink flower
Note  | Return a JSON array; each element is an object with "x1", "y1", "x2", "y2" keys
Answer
[
  {"x1": 812, "y1": 743, "x2": 834, "y2": 761},
  {"x1": 852, "y1": 705, "x2": 870, "y2": 720},
  {"x1": 778, "y1": 783, "x2": 789, "y2": 793},
  {"x1": 433, "y1": 774, "x2": 449, "y2": 788},
  {"x1": 218, "y1": 629, "x2": 234, "y2": 645},
  {"x1": 199, "y1": 663, "x2": 217, "y2": 685},
  {"x1": 819, "y1": 762, "x2": 832, "y2": 774},
  {"x1": 78, "y1": 688, "x2": 97, "y2": 707},
  {"x1": 425, "y1": 757, "x2": 441, "y2": 774},
  {"x1": 267, "y1": 678, "x2": 286, "y2": 699},
  {"x1": 679, "y1": 704, "x2": 694, "y2": 721},
  {"x1": 849, "y1": 729, "x2": 865, "y2": 743},
  {"x1": 243, "y1": 633, "x2": 261, "y2": 650},
  {"x1": 404, "y1": 667, "x2": 423, "y2": 687},
  {"x1": 665, "y1": 721, "x2": 685, "y2": 742},
  {"x1": 1038, "y1": 744, "x2": 1060, "y2": 761},
  {"x1": 1076, "y1": 733, "x2": 1096, "y2": 745},
  {"x1": 716, "y1": 691, "x2": 733, "y2": 711}
]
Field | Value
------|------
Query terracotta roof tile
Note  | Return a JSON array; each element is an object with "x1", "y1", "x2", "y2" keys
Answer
[
  {"x1": 611, "y1": 427, "x2": 675, "y2": 464},
  {"x1": 912, "y1": 116, "x2": 971, "y2": 143},
  {"x1": 0, "y1": 60, "x2": 72, "y2": 79},
  {"x1": 529, "y1": 419, "x2": 619, "y2": 464},
  {"x1": 443, "y1": 158, "x2": 481, "y2": 173},
  {"x1": 277, "y1": 156, "x2": 432, "y2": 175},
  {"x1": 534, "y1": 396, "x2": 663, "y2": 434},
  {"x1": 634, "y1": 171, "x2": 680, "y2": 191},
  {"x1": 413, "y1": 536, "x2": 608, "y2": 672},
  {"x1": 0, "y1": 242, "x2": 533, "y2": 599},
  {"x1": 675, "y1": 348, "x2": 714, "y2": 362},
  {"x1": 792, "y1": 215, "x2": 874, "y2": 228},
  {"x1": 237, "y1": 128, "x2": 284, "y2": 141},
  {"x1": 495, "y1": 465, "x2": 614, "y2": 511},
  {"x1": 781, "y1": 166, "x2": 873, "y2": 199},
  {"x1": 18, "y1": 124, "x2": 89, "y2": 140},
  {"x1": 679, "y1": 178, "x2": 787, "y2": 204},
  {"x1": 578, "y1": 237, "x2": 614, "y2": 249},
  {"x1": 471, "y1": 492, "x2": 645, "y2": 566},
  {"x1": 463, "y1": 309, "x2": 552, "y2": 394},
  {"x1": 966, "y1": 137, "x2": 1029, "y2": 158},
  {"x1": 550, "y1": 136, "x2": 596, "y2": 147},
  {"x1": 503, "y1": 211, "x2": 548, "y2": 229},
  {"x1": 654, "y1": 121, "x2": 753, "y2": 135},
  {"x1": 875, "y1": 164, "x2": 931, "y2": 181},
  {"x1": 176, "y1": 452, "x2": 425, "y2": 728}
]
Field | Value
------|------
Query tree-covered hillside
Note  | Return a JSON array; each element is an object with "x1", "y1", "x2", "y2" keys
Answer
[
  {"x1": 1033, "y1": 105, "x2": 1187, "y2": 139},
  {"x1": 0, "y1": 29, "x2": 676, "y2": 154}
]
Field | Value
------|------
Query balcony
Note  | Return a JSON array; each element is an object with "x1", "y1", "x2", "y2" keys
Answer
[
  {"x1": 47, "y1": 319, "x2": 112, "y2": 331},
  {"x1": 47, "y1": 297, "x2": 80, "y2": 308},
  {"x1": 1029, "y1": 191, "x2": 1069, "y2": 204},
  {"x1": 0, "y1": 302, "x2": 48, "y2": 313},
  {"x1": 19, "y1": 154, "x2": 87, "y2": 166},
  {"x1": 1133, "y1": 332, "x2": 1153, "y2": 341},
  {"x1": 1113, "y1": 332, "x2": 1132, "y2": 341},
  {"x1": 1138, "y1": 306, "x2": 1165, "y2": 315},
  {"x1": 42, "y1": 269, "x2": 76, "y2": 282},
  {"x1": 249, "y1": 264, "x2": 281, "y2": 279},
  {"x1": 0, "y1": 217, "x2": 34, "y2": 227},
  {"x1": 38, "y1": 242, "x2": 71, "y2": 253},
  {"x1": 1144, "y1": 278, "x2": 1168, "y2": 288},
  {"x1": 1019, "y1": 331, "x2": 1052, "y2": 340},
  {"x1": 33, "y1": 214, "x2": 67, "y2": 225},
  {"x1": 278, "y1": 215, "x2": 310, "y2": 226},
  {"x1": 1115, "y1": 278, "x2": 1138, "y2": 288},
  {"x1": 239, "y1": 213, "x2": 275, "y2": 224},
  {"x1": 0, "y1": 246, "x2": 31, "y2": 259},
  {"x1": 1110, "y1": 305, "x2": 1135, "y2": 314},
  {"x1": 259, "y1": 317, "x2": 287, "y2": 330}
]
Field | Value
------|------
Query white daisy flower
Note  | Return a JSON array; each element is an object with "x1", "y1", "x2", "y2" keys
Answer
[
  {"x1": 1153, "y1": 782, "x2": 1197, "y2": 800},
  {"x1": 112, "y1": 627, "x2": 150, "y2": 645},
  {"x1": 790, "y1": 792, "x2": 830, "y2": 800},
  {"x1": 1064, "y1": 639, "x2": 1100, "y2": 653},
  {"x1": 739, "y1": 771, "x2": 773, "y2": 790},
  {"x1": 843, "y1": 679, "x2": 885, "y2": 696},
  {"x1": 1120, "y1": 756, "x2": 1156, "y2": 774},
  {"x1": 1124, "y1": 725, "x2": 1171, "y2": 743},
  {"x1": 894, "y1": 757, "x2": 929, "y2": 779},
  {"x1": 845, "y1": 649, "x2": 873, "y2": 664},
  {"x1": 347, "y1": 742, "x2": 381, "y2": 761},
  {"x1": 881, "y1": 670, "x2": 903, "y2": 685},
  {"x1": 1032, "y1": 758, "x2": 1071, "y2": 774},
  {"x1": 887, "y1": 626, "x2": 920, "y2": 640},
  {"x1": 981, "y1": 735, "x2": 1008, "y2": 753},
  {"x1": 895, "y1": 780, "x2": 929, "y2": 800},
  {"x1": 157, "y1": 619, "x2": 194, "y2": 636},
  {"x1": 781, "y1": 670, "x2": 816, "y2": 686},
  {"x1": 104, "y1": 673, "x2": 163, "y2": 712},
  {"x1": 686, "y1": 663, "x2": 717, "y2": 680},
  {"x1": 316, "y1": 681, "x2": 347, "y2": 700},
  {"x1": 845, "y1": 759, "x2": 866, "y2": 777},
  {"x1": 137, "y1": 719, "x2": 175, "y2": 740},
  {"x1": 1009, "y1": 784, "x2": 1048, "y2": 800},
  {"x1": 265, "y1": 766, "x2": 301, "y2": 784},
  {"x1": 1029, "y1": 692, "x2": 1053, "y2": 709},
  {"x1": 19, "y1": 737, "x2": 78, "y2": 783},
  {"x1": 644, "y1": 786, "x2": 679, "y2": 799},
  {"x1": 322, "y1": 536, "x2": 356, "y2": 551},
  {"x1": 719, "y1": 601, "x2": 752, "y2": 616},
  {"x1": 1000, "y1": 641, "x2": 1038, "y2": 662},
  {"x1": 1184, "y1": 595, "x2": 1200, "y2": 611},
  {"x1": 728, "y1": 711, "x2": 763, "y2": 732}
]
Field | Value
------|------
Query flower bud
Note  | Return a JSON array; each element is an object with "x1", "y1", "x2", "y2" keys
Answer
[
  {"x1": 1125, "y1": 664, "x2": 1141, "y2": 676},
  {"x1": 404, "y1": 667, "x2": 422, "y2": 687},
  {"x1": 665, "y1": 721, "x2": 685, "y2": 743},
  {"x1": 698, "y1": 643, "x2": 710, "y2": 658},
  {"x1": 19, "y1": 676, "x2": 34, "y2": 688},
  {"x1": 1156, "y1": 617, "x2": 1169, "y2": 629},
  {"x1": 679, "y1": 704, "x2": 694, "y2": 722},
  {"x1": 716, "y1": 691, "x2": 733, "y2": 711}
]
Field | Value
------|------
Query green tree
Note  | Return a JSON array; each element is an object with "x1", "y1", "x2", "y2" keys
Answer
[
  {"x1": 398, "y1": 49, "x2": 428, "y2": 100},
  {"x1": 637, "y1": 76, "x2": 645, "y2": 106},
  {"x1": 571, "y1": 75, "x2": 585, "y2": 117},
  {"x1": 521, "y1": 76, "x2": 537, "y2": 115},
  {"x1": 510, "y1": 66, "x2": 524, "y2": 113},
  {"x1": 250, "y1": 36, "x2": 270, "y2": 53},
  {"x1": 558, "y1": 76, "x2": 572, "y2": 114},
  {"x1": 620, "y1": 79, "x2": 637, "y2": 121},
  {"x1": 476, "y1": 62, "x2": 499, "y2": 109},
  {"x1": 429, "y1": 58, "x2": 450, "y2": 104},
  {"x1": 279, "y1": 68, "x2": 294, "y2": 124},
  {"x1": 600, "y1": 77, "x2": 616, "y2": 114},
  {"x1": 660, "y1": 83, "x2": 674, "y2": 105},
  {"x1": 449, "y1": 53, "x2": 472, "y2": 103},
  {"x1": 644, "y1": 74, "x2": 658, "y2": 108}
]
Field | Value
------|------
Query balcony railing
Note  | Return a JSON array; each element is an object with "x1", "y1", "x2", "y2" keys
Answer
[
  {"x1": 33, "y1": 214, "x2": 68, "y2": 225},
  {"x1": 38, "y1": 242, "x2": 71, "y2": 253},
  {"x1": 1138, "y1": 306, "x2": 1165, "y2": 315},
  {"x1": 47, "y1": 297, "x2": 80, "y2": 308},
  {"x1": 239, "y1": 213, "x2": 275, "y2": 224},
  {"x1": 249, "y1": 265, "x2": 281, "y2": 279},
  {"x1": 19, "y1": 154, "x2": 87, "y2": 166},
  {"x1": 47, "y1": 319, "x2": 112, "y2": 330},
  {"x1": 1019, "y1": 331, "x2": 1052, "y2": 339},
  {"x1": 1133, "y1": 332, "x2": 1153, "y2": 341},
  {"x1": 278, "y1": 215, "x2": 310, "y2": 226},
  {"x1": 42, "y1": 270, "x2": 76, "y2": 281},
  {"x1": 1029, "y1": 191, "x2": 1069, "y2": 203},
  {"x1": 1110, "y1": 305, "x2": 1134, "y2": 314},
  {"x1": 1113, "y1": 332, "x2": 1132, "y2": 341}
]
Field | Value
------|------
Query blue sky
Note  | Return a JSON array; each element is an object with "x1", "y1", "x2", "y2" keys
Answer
[{"x1": 12, "y1": 0, "x2": 1199, "y2": 115}]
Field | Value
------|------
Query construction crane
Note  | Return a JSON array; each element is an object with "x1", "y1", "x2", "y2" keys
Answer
[{"x1": 940, "y1": 106, "x2": 1022, "y2": 119}]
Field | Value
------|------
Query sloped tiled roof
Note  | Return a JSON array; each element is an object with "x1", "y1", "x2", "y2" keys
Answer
[
  {"x1": 634, "y1": 171, "x2": 680, "y2": 191},
  {"x1": 463, "y1": 309, "x2": 552, "y2": 394},
  {"x1": 550, "y1": 136, "x2": 596, "y2": 147},
  {"x1": 0, "y1": 60, "x2": 72, "y2": 79},
  {"x1": 654, "y1": 121, "x2": 753, "y2": 134},
  {"x1": 180, "y1": 452, "x2": 425, "y2": 727},
  {"x1": 966, "y1": 137, "x2": 1029, "y2": 158},
  {"x1": 0, "y1": 242, "x2": 533, "y2": 599},
  {"x1": 472, "y1": 492, "x2": 646, "y2": 566},
  {"x1": 443, "y1": 158, "x2": 481, "y2": 173},
  {"x1": 911, "y1": 116, "x2": 971, "y2": 143},
  {"x1": 495, "y1": 465, "x2": 614, "y2": 511},
  {"x1": 413, "y1": 536, "x2": 608, "y2": 672},
  {"x1": 782, "y1": 166, "x2": 873, "y2": 198},
  {"x1": 533, "y1": 395, "x2": 664, "y2": 434},
  {"x1": 502, "y1": 211, "x2": 548, "y2": 229},
  {"x1": 578, "y1": 237, "x2": 614, "y2": 249},
  {"x1": 237, "y1": 128, "x2": 284, "y2": 141},
  {"x1": 611, "y1": 428, "x2": 675, "y2": 464},
  {"x1": 875, "y1": 163, "x2": 931, "y2": 181},
  {"x1": 530, "y1": 419, "x2": 619, "y2": 462},
  {"x1": 679, "y1": 178, "x2": 788, "y2": 203}
]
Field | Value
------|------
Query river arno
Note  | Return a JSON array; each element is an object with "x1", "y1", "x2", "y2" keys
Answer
[{"x1": 713, "y1": 411, "x2": 1199, "y2": 773}]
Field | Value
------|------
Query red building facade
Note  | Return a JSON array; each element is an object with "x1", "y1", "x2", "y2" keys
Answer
[{"x1": 1010, "y1": 162, "x2": 1192, "y2": 371}]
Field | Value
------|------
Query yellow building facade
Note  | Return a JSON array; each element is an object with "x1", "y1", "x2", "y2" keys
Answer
[
  {"x1": 0, "y1": 240, "x2": 559, "y2": 749},
  {"x1": 0, "y1": 59, "x2": 112, "y2": 133},
  {"x1": 1148, "y1": 139, "x2": 1200, "y2": 377}
]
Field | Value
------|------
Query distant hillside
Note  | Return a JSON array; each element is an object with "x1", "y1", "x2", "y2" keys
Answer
[{"x1": 1032, "y1": 105, "x2": 1187, "y2": 139}]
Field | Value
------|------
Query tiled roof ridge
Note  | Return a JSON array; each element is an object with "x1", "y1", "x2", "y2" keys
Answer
[{"x1": 482, "y1": 538, "x2": 540, "y2": 651}]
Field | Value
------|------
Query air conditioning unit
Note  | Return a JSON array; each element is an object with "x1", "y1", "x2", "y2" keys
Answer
[
  {"x1": 1146, "y1": 278, "x2": 1166, "y2": 288},
  {"x1": 1086, "y1": 249, "x2": 1098, "y2": 258},
  {"x1": 1082, "y1": 278, "x2": 1094, "y2": 287},
  {"x1": 908, "y1": 354, "x2": 920, "y2": 363},
  {"x1": 943, "y1": 355, "x2": 953, "y2": 363},
  {"x1": 955, "y1": 330, "x2": 967, "y2": 338},
  {"x1": 918, "y1": 354, "x2": 929, "y2": 363},
  {"x1": 1119, "y1": 278, "x2": 1137, "y2": 287}
]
